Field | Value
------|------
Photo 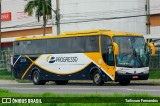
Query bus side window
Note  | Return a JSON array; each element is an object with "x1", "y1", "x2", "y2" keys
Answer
[
  {"x1": 72, "y1": 37, "x2": 86, "y2": 52},
  {"x1": 15, "y1": 42, "x2": 19, "y2": 46},
  {"x1": 14, "y1": 41, "x2": 23, "y2": 54},
  {"x1": 47, "y1": 38, "x2": 59, "y2": 53},
  {"x1": 107, "y1": 45, "x2": 114, "y2": 65},
  {"x1": 59, "y1": 38, "x2": 72, "y2": 53},
  {"x1": 101, "y1": 36, "x2": 114, "y2": 66},
  {"x1": 86, "y1": 36, "x2": 99, "y2": 52}
]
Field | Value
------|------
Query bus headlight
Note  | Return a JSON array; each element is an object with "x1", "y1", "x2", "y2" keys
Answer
[
  {"x1": 143, "y1": 70, "x2": 149, "y2": 74},
  {"x1": 117, "y1": 70, "x2": 126, "y2": 74}
]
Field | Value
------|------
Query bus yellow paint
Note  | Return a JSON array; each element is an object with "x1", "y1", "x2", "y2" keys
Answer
[
  {"x1": 25, "y1": 55, "x2": 34, "y2": 62},
  {"x1": 21, "y1": 55, "x2": 42, "y2": 79},
  {"x1": 21, "y1": 62, "x2": 34, "y2": 79},
  {"x1": 84, "y1": 53, "x2": 115, "y2": 80}
]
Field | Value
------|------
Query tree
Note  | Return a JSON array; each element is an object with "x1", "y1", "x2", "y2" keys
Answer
[{"x1": 24, "y1": 0, "x2": 52, "y2": 36}]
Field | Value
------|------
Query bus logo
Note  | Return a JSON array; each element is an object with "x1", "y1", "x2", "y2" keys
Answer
[{"x1": 46, "y1": 55, "x2": 56, "y2": 63}]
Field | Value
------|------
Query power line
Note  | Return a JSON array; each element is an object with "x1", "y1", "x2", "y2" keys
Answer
[
  {"x1": 60, "y1": 0, "x2": 146, "y2": 6},
  {"x1": 58, "y1": 14, "x2": 148, "y2": 25},
  {"x1": 62, "y1": 5, "x2": 160, "y2": 18},
  {"x1": 1, "y1": 1, "x2": 160, "y2": 30},
  {"x1": 1, "y1": 14, "x2": 147, "y2": 29}
]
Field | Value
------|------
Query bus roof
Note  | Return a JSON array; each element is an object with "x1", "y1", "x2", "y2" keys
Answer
[{"x1": 15, "y1": 29, "x2": 142, "y2": 41}]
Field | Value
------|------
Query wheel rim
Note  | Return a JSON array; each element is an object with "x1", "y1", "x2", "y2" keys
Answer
[
  {"x1": 94, "y1": 73, "x2": 100, "y2": 84},
  {"x1": 33, "y1": 72, "x2": 39, "y2": 83}
]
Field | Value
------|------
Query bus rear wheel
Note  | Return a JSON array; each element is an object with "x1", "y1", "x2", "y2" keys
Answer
[
  {"x1": 55, "y1": 80, "x2": 68, "y2": 85},
  {"x1": 119, "y1": 80, "x2": 130, "y2": 86},
  {"x1": 92, "y1": 71, "x2": 104, "y2": 86},
  {"x1": 32, "y1": 70, "x2": 46, "y2": 85}
]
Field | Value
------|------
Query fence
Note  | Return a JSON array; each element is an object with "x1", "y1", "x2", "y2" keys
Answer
[
  {"x1": 149, "y1": 51, "x2": 160, "y2": 70},
  {"x1": 0, "y1": 50, "x2": 13, "y2": 71}
]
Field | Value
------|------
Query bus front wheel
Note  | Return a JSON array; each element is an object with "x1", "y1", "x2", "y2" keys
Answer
[
  {"x1": 55, "y1": 80, "x2": 68, "y2": 85},
  {"x1": 119, "y1": 80, "x2": 130, "y2": 86},
  {"x1": 92, "y1": 71, "x2": 104, "y2": 86},
  {"x1": 32, "y1": 70, "x2": 46, "y2": 85}
]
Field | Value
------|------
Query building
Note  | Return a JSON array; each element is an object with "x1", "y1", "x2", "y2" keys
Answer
[
  {"x1": 150, "y1": 0, "x2": 160, "y2": 35},
  {"x1": 52, "y1": 0, "x2": 148, "y2": 35},
  {"x1": 1, "y1": 0, "x2": 152, "y2": 50},
  {"x1": 143, "y1": 0, "x2": 160, "y2": 51},
  {"x1": 1, "y1": 0, "x2": 52, "y2": 50}
]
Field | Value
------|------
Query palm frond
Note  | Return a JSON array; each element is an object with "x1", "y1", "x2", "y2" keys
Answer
[{"x1": 24, "y1": 0, "x2": 52, "y2": 36}]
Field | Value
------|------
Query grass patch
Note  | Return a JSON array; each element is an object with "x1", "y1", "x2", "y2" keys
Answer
[
  {"x1": 16, "y1": 79, "x2": 32, "y2": 83},
  {"x1": 0, "y1": 89, "x2": 152, "y2": 97},
  {"x1": 0, "y1": 70, "x2": 14, "y2": 80},
  {"x1": 0, "y1": 70, "x2": 31, "y2": 83},
  {"x1": 0, "y1": 89, "x2": 159, "y2": 106},
  {"x1": 149, "y1": 70, "x2": 160, "y2": 79}
]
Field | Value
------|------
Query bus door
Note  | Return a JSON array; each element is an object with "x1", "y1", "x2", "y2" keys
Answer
[{"x1": 101, "y1": 36, "x2": 115, "y2": 80}]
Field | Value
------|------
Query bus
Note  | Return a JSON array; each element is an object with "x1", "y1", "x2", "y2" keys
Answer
[{"x1": 12, "y1": 29, "x2": 155, "y2": 86}]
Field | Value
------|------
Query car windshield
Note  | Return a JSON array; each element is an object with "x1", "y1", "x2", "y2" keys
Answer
[{"x1": 113, "y1": 36, "x2": 149, "y2": 68}]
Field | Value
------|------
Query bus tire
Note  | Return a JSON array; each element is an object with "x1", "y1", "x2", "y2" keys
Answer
[
  {"x1": 119, "y1": 80, "x2": 130, "y2": 86},
  {"x1": 32, "y1": 70, "x2": 46, "y2": 85},
  {"x1": 92, "y1": 70, "x2": 104, "y2": 86},
  {"x1": 55, "y1": 80, "x2": 68, "y2": 85}
]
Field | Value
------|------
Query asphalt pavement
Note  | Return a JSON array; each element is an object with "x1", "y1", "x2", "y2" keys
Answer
[{"x1": 0, "y1": 80, "x2": 160, "y2": 96}]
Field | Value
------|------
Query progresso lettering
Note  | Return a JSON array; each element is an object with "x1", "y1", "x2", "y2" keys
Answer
[{"x1": 48, "y1": 56, "x2": 78, "y2": 63}]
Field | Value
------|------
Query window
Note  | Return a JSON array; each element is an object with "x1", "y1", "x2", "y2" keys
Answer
[
  {"x1": 24, "y1": 40, "x2": 47, "y2": 54},
  {"x1": 14, "y1": 41, "x2": 25, "y2": 54},
  {"x1": 59, "y1": 38, "x2": 72, "y2": 53},
  {"x1": 14, "y1": 40, "x2": 47, "y2": 54},
  {"x1": 47, "y1": 38, "x2": 59, "y2": 53},
  {"x1": 102, "y1": 36, "x2": 112, "y2": 53},
  {"x1": 86, "y1": 36, "x2": 99, "y2": 52},
  {"x1": 14, "y1": 35, "x2": 100, "y2": 55},
  {"x1": 72, "y1": 37, "x2": 86, "y2": 52}
]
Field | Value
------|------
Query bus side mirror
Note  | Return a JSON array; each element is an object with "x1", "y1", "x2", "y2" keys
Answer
[
  {"x1": 112, "y1": 42, "x2": 119, "y2": 56},
  {"x1": 147, "y1": 42, "x2": 155, "y2": 56}
]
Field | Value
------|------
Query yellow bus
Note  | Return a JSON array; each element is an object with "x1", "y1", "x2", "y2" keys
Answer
[{"x1": 12, "y1": 29, "x2": 155, "y2": 86}]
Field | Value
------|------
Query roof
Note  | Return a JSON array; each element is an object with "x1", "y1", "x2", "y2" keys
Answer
[{"x1": 15, "y1": 29, "x2": 142, "y2": 41}]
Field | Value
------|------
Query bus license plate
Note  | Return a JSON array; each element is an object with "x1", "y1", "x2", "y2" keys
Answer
[{"x1": 133, "y1": 76, "x2": 138, "y2": 79}]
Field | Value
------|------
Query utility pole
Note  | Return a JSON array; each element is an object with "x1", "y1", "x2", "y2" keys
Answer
[
  {"x1": 146, "y1": 0, "x2": 150, "y2": 34},
  {"x1": 51, "y1": 0, "x2": 60, "y2": 35},
  {"x1": 0, "y1": 0, "x2": 2, "y2": 50},
  {"x1": 56, "y1": 0, "x2": 60, "y2": 35}
]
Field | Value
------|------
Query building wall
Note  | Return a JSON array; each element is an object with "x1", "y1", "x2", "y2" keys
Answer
[
  {"x1": 150, "y1": 0, "x2": 160, "y2": 34},
  {"x1": 2, "y1": 27, "x2": 52, "y2": 38},
  {"x1": 52, "y1": 0, "x2": 147, "y2": 35},
  {"x1": 150, "y1": 0, "x2": 160, "y2": 15},
  {"x1": 1, "y1": 0, "x2": 52, "y2": 50},
  {"x1": 1, "y1": 0, "x2": 52, "y2": 35},
  {"x1": 1, "y1": 27, "x2": 52, "y2": 50},
  {"x1": 150, "y1": 14, "x2": 160, "y2": 26}
]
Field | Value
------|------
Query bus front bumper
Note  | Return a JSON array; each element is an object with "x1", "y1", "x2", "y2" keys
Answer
[{"x1": 115, "y1": 72, "x2": 149, "y2": 82}]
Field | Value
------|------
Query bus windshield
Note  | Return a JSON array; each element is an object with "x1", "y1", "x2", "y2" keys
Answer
[{"x1": 113, "y1": 36, "x2": 149, "y2": 68}]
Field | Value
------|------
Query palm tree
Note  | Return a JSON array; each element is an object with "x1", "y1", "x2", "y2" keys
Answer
[{"x1": 24, "y1": 0, "x2": 52, "y2": 36}]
